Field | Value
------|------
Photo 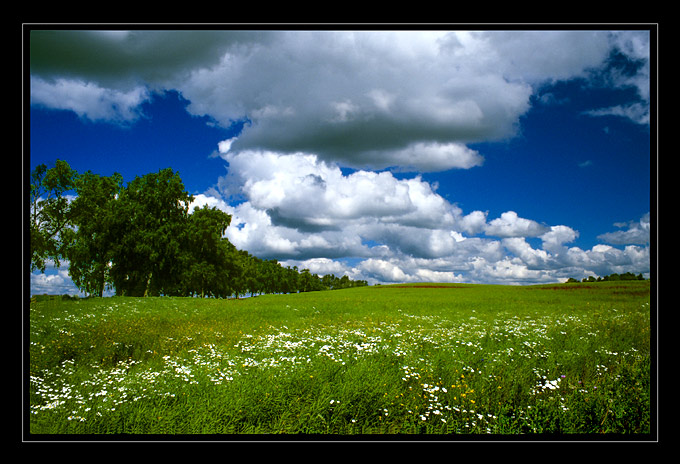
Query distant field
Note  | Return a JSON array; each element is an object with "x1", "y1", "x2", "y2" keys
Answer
[{"x1": 27, "y1": 281, "x2": 652, "y2": 437}]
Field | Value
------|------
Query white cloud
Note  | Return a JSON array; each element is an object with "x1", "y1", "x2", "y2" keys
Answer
[
  {"x1": 282, "y1": 257, "x2": 351, "y2": 277},
  {"x1": 369, "y1": 142, "x2": 484, "y2": 172},
  {"x1": 197, "y1": 30, "x2": 536, "y2": 169},
  {"x1": 597, "y1": 213, "x2": 651, "y2": 245},
  {"x1": 540, "y1": 225, "x2": 579, "y2": 253},
  {"x1": 30, "y1": 76, "x2": 149, "y2": 123},
  {"x1": 357, "y1": 256, "x2": 467, "y2": 285},
  {"x1": 502, "y1": 237, "x2": 550, "y2": 268},
  {"x1": 458, "y1": 210, "x2": 488, "y2": 236},
  {"x1": 485, "y1": 211, "x2": 550, "y2": 238},
  {"x1": 189, "y1": 193, "x2": 231, "y2": 214},
  {"x1": 438, "y1": 30, "x2": 612, "y2": 83},
  {"x1": 584, "y1": 102, "x2": 649, "y2": 125},
  {"x1": 468, "y1": 256, "x2": 557, "y2": 285},
  {"x1": 195, "y1": 147, "x2": 651, "y2": 284},
  {"x1": 357, "y1": 259, "x2": 408, "y2": 283},
  {"x1": 218, "y1": 150, "x2": 461, "y2": 233},
  {"x1": 30, "y1": 262, "x2": 84, "y2": 295}
]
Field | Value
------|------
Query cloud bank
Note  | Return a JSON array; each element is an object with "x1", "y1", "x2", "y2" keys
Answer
[
  {"x1": 30, "y1": 29, "x2": 650, "y2": 170},
  {"x1": 190, "y1": 148, "x2": 650, "y2": 285}
]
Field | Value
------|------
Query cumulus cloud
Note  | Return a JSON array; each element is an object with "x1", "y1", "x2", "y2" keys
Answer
[
  {"x1": 189, "y1": 193, "x2": 232, "y2": 213},
  {"x1": 540, "y1": 225, "x2": 579, "y2": 253},
  {"x1": 180, "y1": 30, "x2": 594, "y2": 169},
  {"x1": 369, "y1": 142, "x2": 484, "y2": 172},
  {"x1": 437, "y1": 30, "x2": 613, "y2": 83},
  {"x1": 352, "y1": 256, "x2": 464, "y2": 284},
  {"x1": 192, "y1": 146, "x2": 650, "y2": 284},
  {"x1": 597, "y1": 213, "x2": 651, "y2": 245},
  {"x1": 357, "y1": 258, "x2": 409, "y2": 283},
  {"x1": 30, "y1": 76, "x2": 150, "y2": 123},
  {"x1": 186, "y1": 142, "x2": 653, "y2": 284},
  {"x1": 30, "y1": 262, "x2": 84, "y2": 295},
  {"x1": 217, "y1": 150, "x2": 462, "y2": 233},
  {"x1": 468, "y1": 256, "x2": 558, "y2": 285},
  {"x1": 485, "y1": 211, "x2": 550, "y2": 238},
  {"x1": 30, "y1": 29, "x2": 649, "y2": 171},
  {"x1": 282, "y1": 257, "x2": 351, "y2": 277}
]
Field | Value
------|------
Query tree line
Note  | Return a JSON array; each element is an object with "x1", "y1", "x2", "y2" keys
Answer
[
  {"x1": 30, "y1": 160, "x2": 367, "y2": 298},
  {"x1": 566, "y1": 272, "x2": 646, "y2": 283}
]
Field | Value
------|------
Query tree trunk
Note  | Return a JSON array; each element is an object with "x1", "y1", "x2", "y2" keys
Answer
[{"x1": 143, "y1": 272, "x2": 152, "y2": 297}]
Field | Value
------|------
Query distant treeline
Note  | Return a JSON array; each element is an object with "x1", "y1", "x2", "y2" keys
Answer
[
  {"x1": 30, "y1": 160, "x2": 367, "y2": 298},
  {"x1": 566, "y1": 272, "x2": 647, "y2": 283}
]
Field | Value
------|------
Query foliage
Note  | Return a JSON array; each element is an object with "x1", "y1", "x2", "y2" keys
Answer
[
  {"x1": 108, "y1": 168, "x2": 194, "y2": 296},
  {"x1": 180, "y1": 205, "x2": 240, "y2": 298},
  {"x1": 30, "y1": 160, "x2": 77, "y2": 272},
  {"x1": 64, "y1": 170, "x2": 123, "y2": 297}
]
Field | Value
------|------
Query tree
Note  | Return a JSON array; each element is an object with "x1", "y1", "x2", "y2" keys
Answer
[
  {"x1": 232, "y1": 249, "x2": 255, "y2": 298},
  {"x1": 321, "y1": 273, "x2": 337, "y2": 290},
  {"x1": 109, "y1": 168, "x2": 193, "y2": 296},
  {"x1": 65, "y1": 170, "x2": 123, "y2": 297},
  {"x1": 182, "y1": 205, "x2": 241, "y2": 298},
  {"x1": 30, "y1": 160, "x2": 77, "y2": 272},
  {"x1": 280, "y1": 266, "x2": 299, "y2": 294}
]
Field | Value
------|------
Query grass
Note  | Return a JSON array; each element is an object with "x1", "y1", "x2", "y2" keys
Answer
[{"x1": 26, "y1": 281, "x2": 652, "y2": 437}]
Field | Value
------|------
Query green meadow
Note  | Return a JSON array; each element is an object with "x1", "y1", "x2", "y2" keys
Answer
[{"x1": 27, "y1": 281, "x2": 652, "y2": 436}]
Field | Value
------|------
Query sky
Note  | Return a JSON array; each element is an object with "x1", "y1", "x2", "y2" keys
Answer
[{"x1": 26, "y1": 27, "x2": 654, "y2": 294}]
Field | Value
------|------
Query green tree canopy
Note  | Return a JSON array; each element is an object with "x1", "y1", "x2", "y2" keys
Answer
[
  {"x1": 181, "y1": 204, "x2": 241, "y2": 298},
  {"x1": 108, "y1": 168, "x2": 194, "y2": 297},
  {"x1": 64, "y1": 170, "x2": 123, "y2": 297},
  {"x1": 30, "y1": 160, "x2": 77, "y2": 272}
]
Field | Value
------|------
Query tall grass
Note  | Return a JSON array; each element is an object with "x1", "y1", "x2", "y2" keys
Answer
[{"x1": 27, "y1": 282, "x2": 652, "y2": 436}]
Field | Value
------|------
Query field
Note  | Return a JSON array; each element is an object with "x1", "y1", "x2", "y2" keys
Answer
[{"x1": 26, "y1": 281, "x2": 653, "y2": 438}]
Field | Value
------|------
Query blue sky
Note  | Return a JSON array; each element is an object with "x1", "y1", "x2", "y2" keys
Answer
[{"x1": 27, "y1": 28, "x2": 653, "y2": 293}]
